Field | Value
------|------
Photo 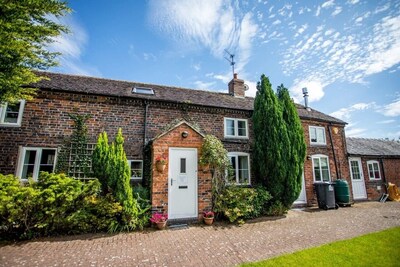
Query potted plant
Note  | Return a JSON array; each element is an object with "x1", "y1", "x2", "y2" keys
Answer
[
  {"x1": 150, "y1": 212, "x2": 168, "y2": 230},
  {"x1": 203, "y1": 211, "x2": 215, "y2": 225},
  {"x1": 155, "y1": 155, "x2": 167, "y2": 172}
]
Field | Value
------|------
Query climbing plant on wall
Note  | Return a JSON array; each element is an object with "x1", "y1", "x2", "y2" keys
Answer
[{"x1": 55, "y1": 113, "x2": 93, "y2": 179}]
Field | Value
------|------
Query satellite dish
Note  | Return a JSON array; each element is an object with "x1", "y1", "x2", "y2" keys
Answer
[{"x1": 244, "y1": 84, "x2": 249, "y2": 91}]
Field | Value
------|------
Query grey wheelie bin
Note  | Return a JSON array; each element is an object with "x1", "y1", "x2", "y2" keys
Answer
[{"x1": 314, "y1": 182, "x2": 339, "y2": 210}]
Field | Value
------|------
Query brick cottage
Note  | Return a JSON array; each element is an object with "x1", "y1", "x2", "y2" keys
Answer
[
  {"x1": 347, "y1": 137, "x2": 400, "y2": 200},
  {"x1": 0, "y1": 72, "x2": 351, "y2": 220}
]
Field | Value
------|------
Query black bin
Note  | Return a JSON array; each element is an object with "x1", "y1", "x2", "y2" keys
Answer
[{"x1": 314, "y1": 182, "x2": 339, "y2": 210}]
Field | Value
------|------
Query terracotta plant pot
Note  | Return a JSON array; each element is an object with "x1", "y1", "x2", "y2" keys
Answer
[
  {"x1": 156, "y1": 221, "x2": 167, "y2": 230},
  {"x1": 204, "y1": 217, "x2": 214, "y2": 225},
  {"x1": 156, "y1": 162, "x2": 166, "y2": 173}
]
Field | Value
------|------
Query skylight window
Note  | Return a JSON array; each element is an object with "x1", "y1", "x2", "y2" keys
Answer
[{"x1": 132, "y1": 87, "x2": 154, "y2": 95}]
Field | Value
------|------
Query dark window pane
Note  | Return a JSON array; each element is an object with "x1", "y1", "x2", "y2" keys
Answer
[
  {"x1": 180, "y1": 158, "x2": 186, "y2": 174},
  {"x1": 4, "y1": 102, "x2": 20, "y2": 123}
]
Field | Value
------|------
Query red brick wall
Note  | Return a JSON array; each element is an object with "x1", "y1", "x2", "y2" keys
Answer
[
  {"x1": 383, "y1": 158, "x2": 400, "y2": 186},
  {"x1": 301, "y1": 120, "x2": 350, "y2": 206},
  {"x1": 151, "y1": 123, "x2": 211, "y2": 220},
  {"x1": 357, "y1": 157, "x2": 400, "y2": 200},
  {"x1": 0, "y1": 90, "x2": 252, "y2": 177}
]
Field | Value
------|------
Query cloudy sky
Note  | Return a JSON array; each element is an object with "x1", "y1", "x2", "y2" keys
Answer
[{"x1": 51, "y1": 0, "x2": 400, "y2": 139}]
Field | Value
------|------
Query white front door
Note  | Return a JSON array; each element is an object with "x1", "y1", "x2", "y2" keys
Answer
[
  {"x1": 294, "y1": 173, "x2": 307, "y2": 204},
  {"x1": 168, "y1": 148, "x2": 198, "y2": 219},
  {"x1": 349, "y1": 157, "x2": 367, "y2": 199}
]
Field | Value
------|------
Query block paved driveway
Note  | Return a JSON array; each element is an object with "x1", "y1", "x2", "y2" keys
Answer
[{"x1": 1, "y1": 201, "x2": 399, "y2": 267}]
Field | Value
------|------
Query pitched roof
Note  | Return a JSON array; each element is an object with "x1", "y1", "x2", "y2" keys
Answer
[
  {"x1": 347, "y1": 137, "x2": 400, "y2": 157},
  {"x1": 31, "y1": 71, "x2": 345, "y2": 124}
]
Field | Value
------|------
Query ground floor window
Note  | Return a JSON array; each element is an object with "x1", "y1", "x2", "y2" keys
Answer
[
  {"x1": 312, "y1": 155, "x2": 330, "y2": 182},
  {"x1": 17, "y1": 147, "x2": 57, "y2": 180},
  {"x1": 128, "y1": 160, "x2": 143, "y2": 180},
  {"x1": 367, "y1": 160, "x2": 381, "y2": 180},
  {"x1": 227, "y1": 152, "x2": 250, "y2": 185}
]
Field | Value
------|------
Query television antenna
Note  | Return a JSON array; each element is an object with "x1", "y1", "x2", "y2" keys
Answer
[{"x1": 224, "y1": 49, "x2": 235, "y2": 78}]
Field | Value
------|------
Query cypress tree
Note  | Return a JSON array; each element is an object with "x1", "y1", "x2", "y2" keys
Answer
[
  {"x1": 92, "y1": 131, "x2": 110, "y2": 193},
  {"x1": 252, "y1": 75, "x2": 289, "y2": 203},
  {"x1": 277, "y1": 85, "x2": 307, "y2": 208},
  {"x1": 110, "y1": 128, "x2": 139, "y2": 227}
]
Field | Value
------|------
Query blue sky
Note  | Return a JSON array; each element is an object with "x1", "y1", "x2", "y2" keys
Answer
[{"x1": 50, "y1": 0, "x2": 400, "y2": 139}]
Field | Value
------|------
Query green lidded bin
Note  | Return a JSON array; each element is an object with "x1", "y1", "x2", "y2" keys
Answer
[{"x1": 334, "y1": 179, "x2": 351, "y2": 206}]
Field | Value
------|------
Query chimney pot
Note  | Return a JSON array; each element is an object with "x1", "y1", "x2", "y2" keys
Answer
[{"x1": 234, "y1": 73, "x2": 238, "y2": 79}]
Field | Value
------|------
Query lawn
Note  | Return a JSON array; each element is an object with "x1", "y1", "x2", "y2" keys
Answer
[{"x1": 242, "y1": 227, "x2": 400, "y2": 267}]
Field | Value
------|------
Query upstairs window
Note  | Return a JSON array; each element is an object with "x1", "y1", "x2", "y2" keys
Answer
[
  {"x1": 0, "y1": 100, "x2": 25, "y2": 126},
  {"x1": 309, "y1": 126, "x2": 326, "y2": 145},
  {"x1": 312, "y1": 155, "x2": 330, "y2": 182},
  {"x1": 17, "y1": 147, "x2": 57, "y2": 181},
  {"x1": 132, "y1": 87, "x2": 154, "y2": 95},
  {"x1": 367, "y1": 160, "x2": 381, "y2": 180},
  {"x1": 224, "y1": 118, "x2": 248, "y2": 138},
  {"x1": 128, "y1": 160, "x2": 143, "y2": 180},
  {"x1": 227, "y1": 152, "x2": 250, "y2": 185}
]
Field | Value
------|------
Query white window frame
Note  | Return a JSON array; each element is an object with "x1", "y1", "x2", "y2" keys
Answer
[
  {"x1": 128, "y1": 160, "x2": 143, "y2": 181},
  {"x1": 224, "y1": 118, "x2": 249, "y2": 139},
  {"x1": 311, "y1": 154, "x2": 331, "y2": 182},
  {"x1": 227, "y1": 152, "x2": 251, "y2": 185},
  {"x1": 16, "y1": 147, "x2": 58, "y2": 181},
  {"x1": 0, "y1": 100, "x2": 25, "y2": 127},
  {"x1": 309, "y1": 126, "x2": 326, "y2": 145},
  {"x1": 367, "y1": 160, "x2": 381, "y2": 180}
]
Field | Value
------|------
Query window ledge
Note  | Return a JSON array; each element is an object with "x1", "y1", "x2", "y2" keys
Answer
[
  {"x1": 223, "y1": 138, "x2": 249, "y2": 143},
  {"x1": 0, "y1": 123, "x2": 21, "y2": 127},
  {"x1": 310, "y1": 143, "x2": 327, "y2": 147}
]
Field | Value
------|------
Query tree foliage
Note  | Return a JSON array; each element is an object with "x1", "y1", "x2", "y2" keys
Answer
[
  {"x1": 199, "y1": 135, "x2": 230, "y2": 209},
  {"x1": 277, "y1": 84, "x2": 307, "y2": 208},
  {"x1": 253, "y1": 75, "x2": 289, "y2": 204},
  {"x1": 0, "y1": 0, "x2": 70, "y2": 103},
  {"x1": 92, "y1": 129, "x2": 144, "y2": 231},
  {"x1": 92, "y1": 131, "x2": 110, "y2": 193}
]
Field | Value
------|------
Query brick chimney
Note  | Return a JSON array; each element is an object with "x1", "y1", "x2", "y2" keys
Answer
[{"x1": 228, "y1": 73, "x2": 245, "y2": 98}]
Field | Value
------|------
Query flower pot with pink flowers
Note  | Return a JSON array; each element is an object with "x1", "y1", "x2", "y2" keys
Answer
[
  {"x1": 203, "y1": 211, "x2": 215, "y2": 225},
  {"x1": 150, "y1": 212, "x2": 168, "y2": 230}
]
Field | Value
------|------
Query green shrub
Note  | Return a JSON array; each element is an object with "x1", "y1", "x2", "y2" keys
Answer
[
  {"x1": 247, "y1": 186, "x2": 272, "y2": 219},
  {"x1": 214, "y1": 186, "x2": 258, "y2": 224},
  {"x1": 0, "y1": 172, "x2": 123, "y2": 240},
  {"x1": 266, "y1": 200, "x2": 288, "y2": 216}
]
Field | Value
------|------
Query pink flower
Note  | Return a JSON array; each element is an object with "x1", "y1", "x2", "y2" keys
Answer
[
  {"x1": 203, "y1": 211, "x2": 214, "y2": 218},
  {"x1": 150, "y1": 212, "x2": 168, "y2": 223}
]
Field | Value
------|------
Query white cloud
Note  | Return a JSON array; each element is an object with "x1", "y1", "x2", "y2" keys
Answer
[
  {"x1": 345, "y1": 126, "x2": 367, "y2": 137},
  {"x1": 149, "y1": 0, "x2": 258, "y2": 85},
  {"x1": 330, "y1": 102, "x2": 376, "y2": 121},
  {"x1": 315, "y1": 6, "x2": 321, "y2": 16},
  {"x1": 193, "y1": 80, "x2": 216, "y2": 89},
  {"x1": 380, "y1": 97, "x2": 400, "y2": 117},
  {"x1": 377, "y1": 119, "x2": 396, "y2": 124},
  {"x1": 143, "y1": 52, "x2": 157, "y2": 61},
  {"x1": 272, "y1": 19, "x2": 281, "y2": 25},
  {"x1": 48, "y1": 15, "x2": 100, "y2": 76},
  {"x1": 281, "y1": 12, "x2": 400, "y2": 103},
  {"x1": 191, "y1": 63, "x2": 201, "y2": 71},
  {"x1": 321, "y1": 0, "x2": 335, "y2": 9},
  {"x1": 290, "y1": 79, "x2": 325, "y2": 104},
  {"x1": 332, "y1": 6, "x2": 342, "y2": 17},
  {"x1": 244, "y1": 80, "x2": 257, "y2": 97},
  {"x1": 348, "y1": 0, "x2": 359, "y2": 5}
]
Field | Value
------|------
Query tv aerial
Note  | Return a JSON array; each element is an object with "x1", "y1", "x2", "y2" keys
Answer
[{"x1": 224, "y1": 49, "x2": 235, "y2": 78}]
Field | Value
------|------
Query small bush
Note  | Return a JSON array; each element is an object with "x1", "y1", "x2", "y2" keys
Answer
[
  {"x1": 214, "y1": 186, "x2": 258, "y2": 224},
  {"x1": 247, "y1": 186, "x2": 272, "y2": 219},
  {"x1": 266, "y1": 200, "x2": 288, "y2": 216},
  {"x1": 0, "y1": 172, "x2": 123, "y2": 240}
]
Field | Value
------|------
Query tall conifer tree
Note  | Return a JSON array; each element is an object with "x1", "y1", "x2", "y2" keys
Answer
[
  {"x1": 277, "y1": 85, "x2": 307, "y2": 208},
  {"x1": 252, "y1": 75, "x2": 289, "y2": 203}
]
